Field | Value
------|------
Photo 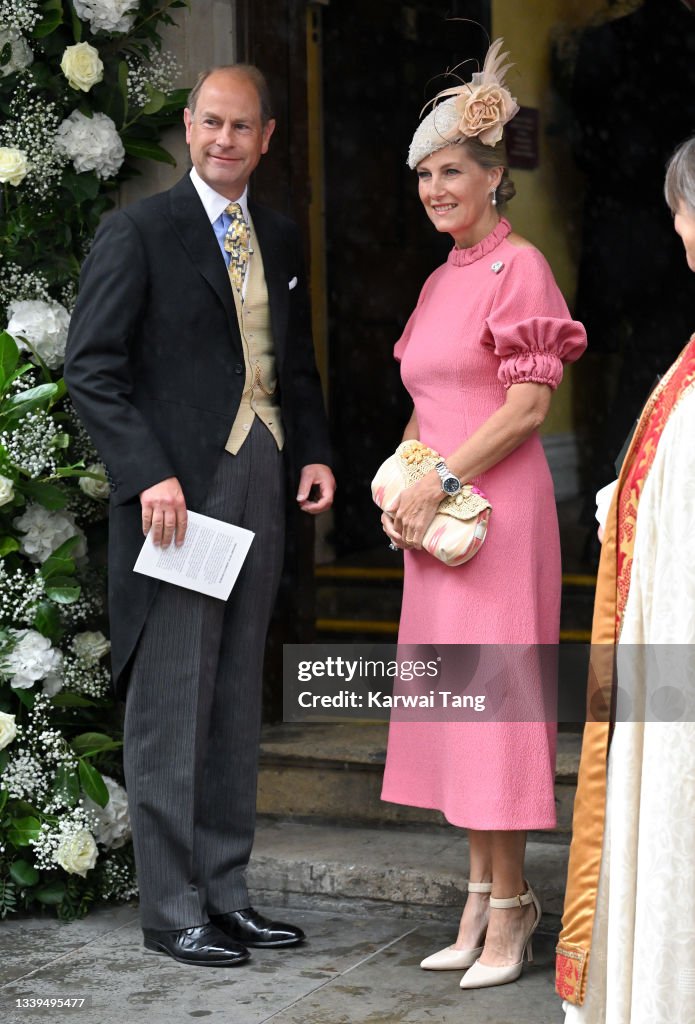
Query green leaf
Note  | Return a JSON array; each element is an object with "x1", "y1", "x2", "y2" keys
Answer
[
  {"x1": 49, "y1": 536, "x2": 82, "y2": 560},
  {"x1": 41, "y1": 554, "x2": 76, "y2": 581},
  {"x1": 32, "y1": 0, "x2": 64, "y2": 38},
  {"x1": 123, "y1": 138, "x2": 177, "y2": 166},
  {"x1": 50, "y1": 693, "x2": 97, "y2": 708},
  {"x1": 78, "y1": 760, "x2": 109, "y2": 807},
  {"x1": 0, "y1": 42, "x2": 11, "y2": 67},
  {"x1": 52, "y1": 433, "x2": 70, "y2": 449},
  {"x1": 2, "y1": 383, "x2": 60, "y2": 426},
  {"x1": 52, "y1": 764, "x2": 80, "y2": 807},
  {"x1": 61, "y1": 169, "x2": 100, "y2": 203},
  {"x1": 0, "y1": 331, "x2": 19, "y2": 382},
  {"x1": 34, "y1": 880, "x2": 66, "y2": 905},
  {"x1": 7, "y1": 816, "x2": 42, "y2": 846},
  {"x1": 33, "y1": 600, "x2": 63, "y2": 641},
  {"x1": 45, "y1": 579, "x2": 81, "y2": 605},
  {"x1": 70, "y1": 0, "x2": 83, "y2": 41},
  {"x1": 0, "y1": 787, "x2": 7, "y2": 814},
  {"x1": 12, "y1": 688, "x2": 36, "y2": 710},
  {"x1": 142, "y1": 87, "x2": 167, "y2": 116},
  {"x1": 10, "y1": 859, "x2": 40, "y2": 887},
  {"x1": 18, "y1": 480, "x2": 67, "y2": 510},
  {"x1": 72, "y1": 732, "x2": 121, "y2": 757},
  {"x1": 0, "y1": 537, "x2": 20, "y2": 558},
  {"x1": 118, "y1": 60, "x2": 129, "y2": 109}
]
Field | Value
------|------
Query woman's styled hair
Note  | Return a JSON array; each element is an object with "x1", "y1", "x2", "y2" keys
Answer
[
  {"x1": 664, "y1": 137, "x2": 695, "y2": 215},
  {"x1": 186, "y1": 64, "x2": 273, "y2": 125},
  {"x1": 462, "y1": 137, "x2": 517, "y2": 207}
]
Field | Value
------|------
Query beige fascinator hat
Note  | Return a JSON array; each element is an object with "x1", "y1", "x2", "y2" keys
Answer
[{"x1": 407, "y1": 38, "x2": 519, "y2": 169}]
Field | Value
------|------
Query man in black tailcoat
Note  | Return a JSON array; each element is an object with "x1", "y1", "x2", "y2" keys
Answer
[{"x1": 65, "y1": 65, "x2": 334, "y2": 967}]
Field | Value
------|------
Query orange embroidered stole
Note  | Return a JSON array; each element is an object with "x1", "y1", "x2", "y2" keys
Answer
[{"x1": 555, "y1": 336, "x2": 695, "y2": 1005}]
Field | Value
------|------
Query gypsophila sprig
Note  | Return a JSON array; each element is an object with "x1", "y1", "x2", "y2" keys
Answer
[
  {"x1": 0, "y1": 89, "x2": 65, "y2": 198},
  {"x1": 0, "y1": 0, "x2": 184, "y2": 921},
  {"x1": 0, "y1": 0, "x2": 40, "y2": 33}
]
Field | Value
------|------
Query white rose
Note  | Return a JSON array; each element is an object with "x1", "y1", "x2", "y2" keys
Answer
[
  {"x1": 0, "y1": 147, "x2": 29, "y2": 186},
  {"x1": 78, "y1": 463, "x2": 110, "y2": 501},
  {"x1": 0, "y1": 711, "x2": 17, "y2": 751},
  {"x1": 6, "y1": 298, "x2": 71, "y2": 370},
  {"x1": 72, "y1": 630, "x2": 110, "y2": 664},
  {"x1": 13, "y1": 503, "x2": 87, "y2": 564},
  {"x1": 55, "y1": 110, "x2": 125, "y2": 181},
  {"x1": 73, "y1": 0, "x2": 139, "y2": 34},
  {"x1": 1, "y1": 629, "x2": 63, "y2": 691},
  {"x1": 84, "y1": 776, "x2": 130, "y2": 849},
  {"x1": 0, "y1": 473, "x2": 15, "y2": 507},
  {"x1": 60, "y1": 42, "x2": 104, "y2": 92},
  {"x1": 0, "y1": 28, "x2": 34, "y2": 77},
  {"x1": 55, "y1": 829, "x2": 98, "y2": 876}
]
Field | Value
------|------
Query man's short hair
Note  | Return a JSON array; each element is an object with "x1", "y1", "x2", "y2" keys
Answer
[{"x1": 187, "y1": 64, "x2": 273, "y2": 125}]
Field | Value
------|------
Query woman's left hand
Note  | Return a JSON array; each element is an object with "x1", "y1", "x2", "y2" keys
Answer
[{"x1": 388, "y1": 474, "x2": 441, "y2": 549}]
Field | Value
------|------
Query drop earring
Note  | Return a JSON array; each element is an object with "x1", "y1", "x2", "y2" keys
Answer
[{"x1": 491, "y1": 187, "x2": 497, "y2": 207}]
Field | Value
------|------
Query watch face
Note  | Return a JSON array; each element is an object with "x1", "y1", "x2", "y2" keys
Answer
[{"x1": 442, "y1": 476, "x2": 461, "y2": 494}]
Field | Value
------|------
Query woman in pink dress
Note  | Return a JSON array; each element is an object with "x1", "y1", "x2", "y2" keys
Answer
[{"x1": 380, "y1": 40, "x2": 587, "y2": 990}]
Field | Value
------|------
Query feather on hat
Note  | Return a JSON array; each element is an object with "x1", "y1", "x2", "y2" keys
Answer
[{"x1": 407, "y1": 38, "x2": 519, "y2": 169}]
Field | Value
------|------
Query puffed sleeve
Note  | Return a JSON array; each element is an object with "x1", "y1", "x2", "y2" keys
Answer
[{"x1": 484, "y1": 248, "x2": 587, "y2": 389}]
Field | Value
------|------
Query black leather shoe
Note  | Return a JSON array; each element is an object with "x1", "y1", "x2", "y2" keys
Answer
[
  {"x1": 142, "y1": 923, "x2": 250, "y2": 966},
  {"x1": 210, "y1": 907, "x2": 305, "y2": 948}
]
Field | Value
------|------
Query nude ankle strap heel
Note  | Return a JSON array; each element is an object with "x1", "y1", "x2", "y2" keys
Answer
[
  {"x1": 459, "y1": 882, "x2": 541, "y2": 989},
  {"x1": 419, "y1": 881, "x2": 492, "y2": 971}
]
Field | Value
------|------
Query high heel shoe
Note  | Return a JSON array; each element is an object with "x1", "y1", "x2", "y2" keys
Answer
[
  {"x1": 419, "y1": 881, "x2": 492, "y2": 970},
  {"x1": 459, "y1": 882, "x2": 541, "y2": 989}
]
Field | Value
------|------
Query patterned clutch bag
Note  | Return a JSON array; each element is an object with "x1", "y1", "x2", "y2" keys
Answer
[{"x1": 371, "y1": 440, "x2": 491, "y2": 567}]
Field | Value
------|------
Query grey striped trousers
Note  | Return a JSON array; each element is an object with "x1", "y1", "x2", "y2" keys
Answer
[{"x1": 123, "y1": 420, "x2": 285, "y2": 930}]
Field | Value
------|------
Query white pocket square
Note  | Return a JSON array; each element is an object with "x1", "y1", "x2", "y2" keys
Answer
[{"x1": 288, "y1": 276, "x2": 298, "y2": 290}]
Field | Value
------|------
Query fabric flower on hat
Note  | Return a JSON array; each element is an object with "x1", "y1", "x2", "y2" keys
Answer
[
  {"x1": 1, "y1": 628, "x2": 63, "y2": 692},
  {"x1": 6, "y1": 298, "x2": 70, "y2": 369},
  {"x1": 455, "y1": 83, "x2": 519, "y2": 147},
  {"x1": 72, "y1": 0, "x2": 139, "y2": 34},
  {"x1": 60, "y1": 42, "x2": 104, "y2": 92},
  {"x1": 55, "y1": 110, "x2": 125, "y2": 180}
]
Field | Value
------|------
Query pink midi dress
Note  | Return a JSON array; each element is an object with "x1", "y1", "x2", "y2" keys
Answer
[{"x1": 380, "y1": 218, "x2": 587, "y2": 830}]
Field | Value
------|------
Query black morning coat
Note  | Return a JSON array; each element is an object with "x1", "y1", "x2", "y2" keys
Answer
[{"x1": 64, "y1": 174, "x2": 332, "y2": 696}]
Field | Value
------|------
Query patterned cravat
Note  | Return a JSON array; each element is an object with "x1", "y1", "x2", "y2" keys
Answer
[{"x1": 223, "y1": 202, "x2": 250, "y2": 293}]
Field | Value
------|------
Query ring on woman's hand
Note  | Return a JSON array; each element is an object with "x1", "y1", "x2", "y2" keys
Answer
[{"x1": 388, "y1": 541, "x2": 399, "y2": 551}]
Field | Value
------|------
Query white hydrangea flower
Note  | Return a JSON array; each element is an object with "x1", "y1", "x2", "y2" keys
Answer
[
  {"x1": 73, "y1": 0, "x2": 139, "y2": 34},
  {"x1": 83, "y1": 776, "x2": 130, "y2": 849},
  {"x1": 55, "y1": 828, "x2": 98, "y2": 876},
  {"x1": 13, "y1": 503, "x2": 87, "y2": 564},
  {"x1": 0, "y1": 473, "x2": 15, "y2": 507},
  {"x1": 54, "y1": 110, "x2": 125, "y2": 180},
  {"x1": 72, "y1": 630, "x2": 110, "y2": 664},
  {"x1": 0, "y1": 710, "x2": 17, "y2": 750},
  {"x1": 0, "y1": 28, "x2": 34, "y2": 77},
  {"x1": 1, "y1": 628, "x2": 63, "y2": 691},
  {"x1": 78, "y1": 463, "x2": 110, "y2": 501},
  {"x1": 6, "y1": 298, "x2": 70, "y2": 369}
]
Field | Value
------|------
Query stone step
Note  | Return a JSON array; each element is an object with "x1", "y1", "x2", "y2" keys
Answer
[
  {"x1": 249, "y1": 818, "x2": 570, "y2": 927},
  {"x1": 258, "y1": 722, "x2": 580, "y2": 837}
]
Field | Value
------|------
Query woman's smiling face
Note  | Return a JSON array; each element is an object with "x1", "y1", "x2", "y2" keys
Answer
[{"x1": 416, "y1": 144, "x2": 503, "y2": 248}]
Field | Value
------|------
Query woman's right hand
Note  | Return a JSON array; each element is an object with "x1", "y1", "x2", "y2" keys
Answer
[{"x1": 381, "y1": 511, "x2": 405, "y2": 549}]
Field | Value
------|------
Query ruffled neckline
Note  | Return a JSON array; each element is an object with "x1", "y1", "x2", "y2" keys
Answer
[{"x1": 448, "y1": 217, "x2": 511, "y2": 267}]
